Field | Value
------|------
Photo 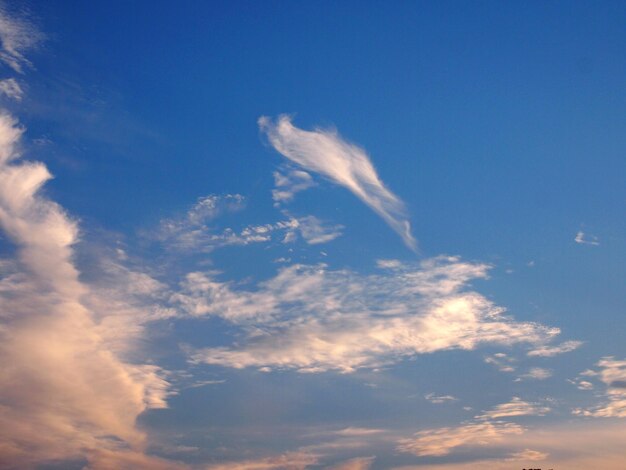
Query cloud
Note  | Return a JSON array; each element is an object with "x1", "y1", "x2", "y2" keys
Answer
[
  {"x1": 573, "y1": 357, "x2": 626, "y2": 417},
  {"x1": 332, "y1": 428, "x2": 387, "y2": 437},
  {"x1": 398, "y1": 397, "x2": 548, "y2": 457},
  {"x1": 392, "y1": 421, "x2": 626, "y2": 470},
  {"x1": 328, "y1": 456, "x2": 376, "y2": 470},
  {"x1": 181, "y1": 257, "x2": 560, "y2": 373},
  {"x1": 527, "y1": 340, "x2": 583, "y2": 357},
  {"x1": 397, "y1": 421, "x2": 524, "y2": 457},
  {"x1": 0, "y1": 77, "x2": 22, "y2": 100},
  {"x1": 259, "y1": 115, "x2": 417, "y2": 251},
  {"x1": 484, "y1": 353, "x2": 516, "y2": 372},
  {"x1": 272, "y1": 169, "x2": 316, "y2": 203},
  {"x1": 0, "y1": 111, "x2": 177, "y2": 468},
  {"x1": 0, "y1": 5, "x2": 42, "y2": 73},
  {"x1": 475, "y1": 397, "x2": 550, "y2": 420},
  {"x1": 204, "y1": 451, "x2": 319, "y2": 470},
  {"x1": 294, "y1": 215, "x2": 343, "y2": 244},
  {"x1": 507, "y1": 448, "x2": 548, "y2": 461},
  {"x1": 425, "y1": 393, "x2": 458, "y2": 404},
  {"x1": 574, "y1": 230, "x2": 599, "y2": 246},
  {"x1": 518, "y1": 367, "x2": 553, "y2": 380},
  {"x1": 157, "y1": 196, "x2": 341, "y2": 250}
]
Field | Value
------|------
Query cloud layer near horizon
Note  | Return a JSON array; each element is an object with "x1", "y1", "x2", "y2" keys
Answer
[{"x1": 259, "y1": 115, "x2": 417, "y2": 251}]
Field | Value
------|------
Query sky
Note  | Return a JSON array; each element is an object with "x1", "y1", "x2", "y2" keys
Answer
[{"x1": 0, "y1": 1, "x2": 625, "y2": 469}]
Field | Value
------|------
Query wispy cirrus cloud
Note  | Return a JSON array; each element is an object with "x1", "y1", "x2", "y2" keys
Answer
[
  {"x1": 475, "y1": 397, "x2": 550, "y2": 420},
  {"x1": 0, "y1": 5, "x2": 42, "y2": 73},
  {"x1": 517, "y1": 367, "x2": 553, "y2": 381},
  {"x1": 259, "y1": 115, "x2": 417, "y2": 251},
  {"x1": 527, "y1": 340, "x2": 583, "y2": 357},
  {"x1": 182, "y1": 257, "x2": 560, "y2": 373},
  {"x1": 397, "y1": 421, "x2": 525, "y2": 457},
  {"x1": 0, "y1": 77, "x2": 22, "y2": 100},
  {"x1": 425, "y1": 393, "x2": 458, "y2": 404},
  {"x1": 398, "y1": 397, "x2": 549, "y2": 457},
  {"x1": 156, "y1": 194, "x2": 341, "y2": 250}
]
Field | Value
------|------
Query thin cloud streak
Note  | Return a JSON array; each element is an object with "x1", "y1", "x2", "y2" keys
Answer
[{"x1": 259, "y1": 115, "x2": 417, "y2": 251}]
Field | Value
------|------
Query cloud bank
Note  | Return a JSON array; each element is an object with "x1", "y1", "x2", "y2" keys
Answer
[{"x1": 259, "y1": 115, "x2": 417, "y2": 251}]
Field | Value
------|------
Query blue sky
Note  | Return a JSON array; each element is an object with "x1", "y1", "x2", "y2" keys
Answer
[{"x1": 0, "y1": 1, "x2": 625, "y2": 469}]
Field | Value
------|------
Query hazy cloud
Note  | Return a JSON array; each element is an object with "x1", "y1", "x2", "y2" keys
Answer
[
  {"x1": 398, "y1": 421, "x2": 524, "y2": 457},
  {"x1": 0, "y1": 5, "x2": 42, "y2": 73},
  {"x1": 527, "y1": 340, "x2": 583, "y2": 357},
  {"x1": 425, "y1": 393, "x2": 458, "y2": 404},
  {"x1": 0, "y1": 77, "x2": 22, "y2": 100},
  {"x1": 574, "y1": 230, "x2": 599, "y2": 246}
]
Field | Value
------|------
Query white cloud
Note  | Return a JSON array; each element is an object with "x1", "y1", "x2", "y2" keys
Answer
[
  {"x1": 484, "y1": 353, "x2": 516, "y2": 372},
  {"x1": 332, "y1": 427, "x2": 387, "y2": 437},
  {"x1": 519, "y1": 367, "x2": 553, "y2": 380},
  {"x1": 259, "y1": 115, "x2": 417, "y2": 251},
  {"x1": 272, "y1": 169, "x2": 316, "y2": 203},
  {"x1": 0, "y1": 112, "x2": 176, "y2": 468},
  {"x1": 527, "y1": 340, "x2": 583, "y2": 357},
  {"x1": 398, "y1": 397, "x2": 549, "y2": 457},
  {"x1": 573, "y1": 357, "x2": 626, "y2": 417},
  {"x1": 157, "y1": 196, "x2": 341, "y2": 250},
  {"x1": 475, "y1": 397, "x2": 550, "y2": 420},
  {"x1": 181, "y1": 257, "x2": 560, "y2": 373},
  {"x1": 0, "y1": 77, "x2": 22, "y2": 100},
  {"x1": 574, "y1": 230, "x2": 599, "y2": 246},
  {"x1": 576, "y1": 380, "x2": 594, "y2": 390},
  {"x1": 507, "y1": 448, "x2": 548, "y2": 461},
  {"x1": 425, "y1": 393, "x2": 458, "y2": 404},
  {"x1": 294, "y1": 215, "x2": 343, "y2": 244},
  {"x1": 0, "y1": 5, "x2": 42, "y2": 73}
]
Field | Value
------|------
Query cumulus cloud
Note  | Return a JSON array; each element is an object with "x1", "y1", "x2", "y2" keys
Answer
[
  {"x1": 527, "y1": 340, "x2": 583, "y2": 357},
  {"x1": 259, "y1": 115, "x2": 417, "y2": 251},
  {"x1": 0, "y1": 112, "x2": 176, "y2": 468},
  {"x1": 0, "y1": 5, "x2": 42, "y2": 73},
  {"x1": 179, "y1": 257, "x2": 560, "y2": 373}
]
